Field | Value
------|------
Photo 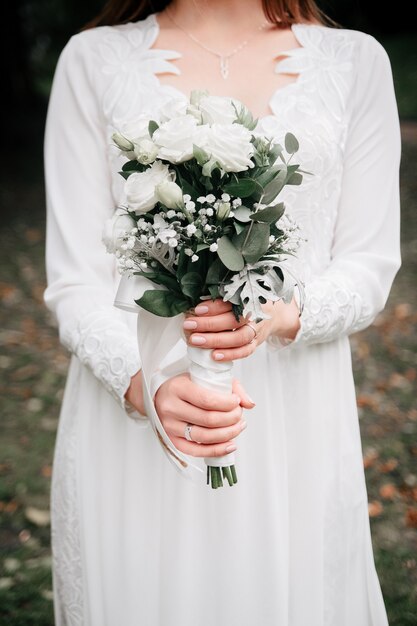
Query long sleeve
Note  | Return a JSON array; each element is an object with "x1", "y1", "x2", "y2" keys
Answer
[
  {"x1": 44, "y1": 34, "x2": 142, "y2": 410},
  {"x1": 271, "y1": 35, "x2": 401, "y2": 348}
]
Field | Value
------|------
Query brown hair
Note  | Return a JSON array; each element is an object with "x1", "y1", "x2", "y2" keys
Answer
[{"x1": 84, "y1": 0, "x2": 333, "y2": 30}]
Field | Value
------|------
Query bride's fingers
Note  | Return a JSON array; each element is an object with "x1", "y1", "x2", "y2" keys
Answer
[
  {"x1": 163, "y1": 416, "x2": 247, "y2": 444},
  {"x1": 170, "y1": 435, "x2": 238, "y2": 458},
  {"x1": 183, "y1": 311, "x2": 246, "y2": 334},
  {"x1": 158, "y1": 396, "x2": 243, "y2": 428},
  {"x1": 190, "y1": 298, "x2": 232, "y2": 317},
  {"x1": 187, "y1": 323, "x2": 256, "y2": 349}
]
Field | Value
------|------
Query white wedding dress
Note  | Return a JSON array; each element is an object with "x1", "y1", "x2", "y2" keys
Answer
[{"x1": 44, "y1": 13, "x2": 401, "y2": 626}]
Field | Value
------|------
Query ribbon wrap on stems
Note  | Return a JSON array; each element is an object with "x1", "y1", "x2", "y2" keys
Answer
[
  {"x1": 115, "y1": 273, "x2": 204, "y2": 480},
  {"x1": 187, "y1": 345, "x2": 237, "y2": 487},
  {"x1": 115, "y1": 274, "x2": 238, "y2": 487}
]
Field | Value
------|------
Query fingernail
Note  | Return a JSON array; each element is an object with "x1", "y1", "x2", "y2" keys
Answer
[
  {"x1": 225, "y1": 444, "x2": 237, "y2": 453},
  {"x1": 240, "y1": 421, "x2": 248, "y2": 431},
  {"x1": 213, "y1": 353, "x2": 224, "y2": 360},
  {"x1": 183, "y1": 320, "x2": 198, "y2": 329},
  {"x1": 247, "y1": 395, "x2": 256, "y2": 405},
  {"x1": 195, "y1": 304, "x2": 209, "y2": 315},
  {"x1": 191, "y1": 335, "x2": 206, "y2": 345}
]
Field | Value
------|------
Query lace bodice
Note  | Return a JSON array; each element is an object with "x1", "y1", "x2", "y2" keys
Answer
[{"x1": 44, "y1": 13, "x2": 401, "y2": 410}]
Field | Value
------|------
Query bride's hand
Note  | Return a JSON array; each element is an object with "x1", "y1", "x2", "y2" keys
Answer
[
  {"x1": 183, "y1": 298, "x2": 301, "y2": 362},
  {"x1": 154, "y1": 374, "x2": 255, "y2": 457}
]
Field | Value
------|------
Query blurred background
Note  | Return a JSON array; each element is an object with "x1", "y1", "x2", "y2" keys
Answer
[{"x1": 0, "y1": 1, "x2": 416, "y2": 624}]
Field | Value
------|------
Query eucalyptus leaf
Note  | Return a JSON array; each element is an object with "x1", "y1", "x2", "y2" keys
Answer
[
  {"x1": 262, "y1": 168, "x2": 288, "y2": 204},
  {"x1": 233, "y1": 222, "x2": 270, "y2": 264},
  {"x1": 135, "y1": 289, "x2": 189, "y2": 317},
  {"x1": 285, "y1": 132, "x2": 299, "y2": 154},
  {"x1": 206, "y1": 257, "x2": 227, "y2": 285},
  {"x1": 250, "y1": 202, "x2": 285, "y2": 224},
  {"x1": 193, "y1": 144, "x2": 210, "y2": 165},
  {"x1": 180, "y1": 272, "x2": 203, "y2": 300},
  {"x1": 287, "y1": 172, "x2": 303, "y2": 185},
  {"x1": 217, "y1": 235, "x2": 245, "y2": 271},
  {"x1": 234, "y1": 221, "x2": 246, "y2": 235},
  {"x1": 222, "y1": 178, "x2": 263, "y2": 198},
  {"x1": 233, "y1": 206, "x2": 252, "y2": 222},
  {"x1": 134, "y1": 270, "x2": 181, "y2": 293}
]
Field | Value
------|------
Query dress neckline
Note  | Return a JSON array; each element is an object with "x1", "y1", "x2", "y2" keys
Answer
[{"x1": 146, "y1": 12, "x2": 314, "y2": 123}]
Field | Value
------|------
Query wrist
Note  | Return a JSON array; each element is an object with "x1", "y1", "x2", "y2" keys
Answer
[
  {"x1": 270, "y1": 297, "x2": 301, "y2": 341},
  {"x1": 125, "y1": 368, "x2": 146, "y2": 416}
]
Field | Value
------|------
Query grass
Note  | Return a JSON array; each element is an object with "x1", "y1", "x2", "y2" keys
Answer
[{"x1": 0, "y1": 139, "x2": 416, "y2": 625}]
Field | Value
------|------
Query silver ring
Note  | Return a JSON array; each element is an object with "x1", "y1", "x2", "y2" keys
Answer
[
  {"x1": 246, "y1": 322, "x2": 258, "y2": 344},
  {"x1": 184, "y1": 423, "x2": 194, "y2": 441}
]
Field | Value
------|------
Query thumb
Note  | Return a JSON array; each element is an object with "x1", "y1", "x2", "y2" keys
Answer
[{"x1": 232, "y1": 378, "x2": 256, "y2": 409}]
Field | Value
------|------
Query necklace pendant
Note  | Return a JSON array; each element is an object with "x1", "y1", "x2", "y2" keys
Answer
[{"x1": 220, "y1": 57, "x2": 229, "y2": 80}]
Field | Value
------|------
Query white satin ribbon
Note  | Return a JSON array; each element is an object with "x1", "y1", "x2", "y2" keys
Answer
[{"x1": 114, "y1": 274, "x2": 203, "y2": 479}]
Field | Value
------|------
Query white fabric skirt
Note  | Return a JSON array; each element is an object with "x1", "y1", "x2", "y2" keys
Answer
[{"x1": 51, "y1": 336, "x2": 389, "y2": 626}]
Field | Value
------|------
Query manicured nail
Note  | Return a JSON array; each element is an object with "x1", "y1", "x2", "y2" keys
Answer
[
  {"x1": 240, "y1": 421, "x2": 248, "y2": 431},
  {"x1": 247, "y1": 395, "x2": 256, "y2": 405},
  {"x1": 195, "y1": 304, "x2": 209, "y2": 315},
  {"x1": 225, "y1": 444, "x2": 237, "y2": 453},
  {"x1": 213, "y1": 352, "x2": 224, "y2": 360},
  {"x1": 183, "y1": 320, "x2": 198, "y2": 329},
  {"x1": 191, "y1": 335, "x2": 206, "y2": 345}
]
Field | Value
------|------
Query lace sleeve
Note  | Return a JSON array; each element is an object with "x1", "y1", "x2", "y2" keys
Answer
[
  {"x1": 44, "y1": 34, "x2": 142, "y2": 413},
  {"x1": 268, "y1": 35, "x2": 401, "y2": 349}
]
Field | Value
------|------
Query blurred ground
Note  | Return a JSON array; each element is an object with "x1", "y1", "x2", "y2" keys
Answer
[{"x1": 0, "y1": 128, "x2": 416, "y2": 625}]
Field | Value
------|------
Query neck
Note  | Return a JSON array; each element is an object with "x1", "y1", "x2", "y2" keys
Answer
[{"x1": 166, "y1": 0, "x2": 268, "y2": 31}]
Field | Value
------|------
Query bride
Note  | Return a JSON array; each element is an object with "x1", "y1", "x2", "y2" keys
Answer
[{"x1": 44, "y1": 0, "x2": 401, "y2": 624}]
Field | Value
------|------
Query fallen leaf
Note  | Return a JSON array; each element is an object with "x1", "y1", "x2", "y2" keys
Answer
[
  {"x1": 394, "y1": 303, "x2": 412, "y2": 320},
  {"x1": 379, "y1": 483, "x2": 398, "y2": 500},
  {"x1": 41, "y1": 464, "x2": 52, "y2": 478},
  {"x1": 405, "y1": 507, "x2": 417, "y2": 529},
  {"x1": 24, "y1": 506, "x2": 51, "y2": 527},
  {"x1": 363, "y1": 447, "x2": 379, "y2": 469},
  {"x1": 368, "y1": 501, "x2": 383, "y2": 517},
  {"x1": 378, "y1": 458, "x2": 399, "y2": 473}
]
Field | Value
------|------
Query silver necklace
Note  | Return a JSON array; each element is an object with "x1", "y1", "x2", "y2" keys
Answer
[{"x1": 165, "y1": 9, "x2": 270, "y2": 80}]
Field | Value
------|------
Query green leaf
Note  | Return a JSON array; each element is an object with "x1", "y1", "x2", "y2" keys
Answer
[
  {"x1": 262, "y1": 168, "x2": 288, "y2": 204},
  {"x1": 208, "y1": 284, "x2": 220, "y2": 299},
  {"x1": 233, "y1": 206, "x2": 252, "y2": 222},
  {"x1": 234, "y1": 222, "x2": 270, "y2": 264},
  {"x1": 180, "y1": 272, "x2": 203, "y2": 300},
  {"x1": 285, "y1": 132, "x2": 299, "y2": 154},
  {"x1": 222, "y1": 178, "x2": 263, "y2": 198},
  {"x1": 286, "y1": 172, "x2": 303, "y2": 185},
  {"x1": 234, "y1": 221, "x2": 246, "y2": 235},
  {"x1": 217, "y1": 236, "x2": 245, "y2": 271},
  {"x1": 206, "y1": 257, "x2": 227, "y2": 285},
  {"x1": 193, "y1": 144, "x2": 210, "y2": 165},
  {"x1": 134, "y1": 271, "x2": 181, "y2": 293},
  {"x1": 268, "y1": 143, "x2": 283, "y2": 165},
  {"x1": 148, "y1": 120, "x2": 159, "y2": 138},
  {"x1": 135, "y1": 289, "x2": 189, "y2": 317},
  {"x1": 250, "y1": 202, "x2": 285, "y2": 224}
]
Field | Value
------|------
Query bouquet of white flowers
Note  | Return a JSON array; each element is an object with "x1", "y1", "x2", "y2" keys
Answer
[{"x1": 105, "y1": 90, "x2": 306, "y2": 488}]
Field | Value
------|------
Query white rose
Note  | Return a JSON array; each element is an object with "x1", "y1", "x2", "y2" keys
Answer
[
  {"x1": 196, "y1": 123, "x2": 255, "y2": 172},
  {"x1": 124, "y1": 161, "x2": 173, "y2": 214},
  {"x1": 134, "y1": 139, "x2": 159, "y2": 165},
  {"x1": 159, "y1": 97, "x2": 189, "y2": 122},
  {"x1": 198, "y1": 95, "x2": 241, "y2": 125},
  {"x1": 155, "y1": 181, "x2": 184, "y2": 209},
  {"x1": 102, "y1": 211, "x2": 136, "y2": 254},
  {"x1": 153, "y1": 115, "x2": 200, "y2": 163},
  {"x1": 119, "y1": 115, "x2": 153, "y2": 143}
]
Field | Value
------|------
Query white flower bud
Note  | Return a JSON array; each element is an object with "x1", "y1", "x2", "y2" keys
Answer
[
  {"x1": 186, "y1": 224, "x2": 197, "y2": 236},
  {"x1": 155, "y1": 181, "x2": 184, "y2": 209},
  {"x1": 209, "y1": 242, "x2": 218, "y2": 252},
  {"x1": 191, "y1": 254, "x2": 199, "y2": 262},
  {"x1": 112, "y1": 132, "x2": 134, "y2": 152},
  {"x1": 206, "y1": 208, "x2": 214, "y2": 216},
  {"x1": 183, "y1": 194, "x2": 191, "y2": 203},
  {"x1": 185, "y1": 248, "x2": 194, "y2": 256},
  {"x1": 221, "y1": 193, "x2": 231, "y2": 202},
  {"x1": 216, "y1": 201, "x2": 231, "y2": 221},
  {"x1": 206, "y1": 194, "x2": 216, "y2": 203},
  {"x1": 168, "y1": 238, "x2": 178, "y2": 247}
]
